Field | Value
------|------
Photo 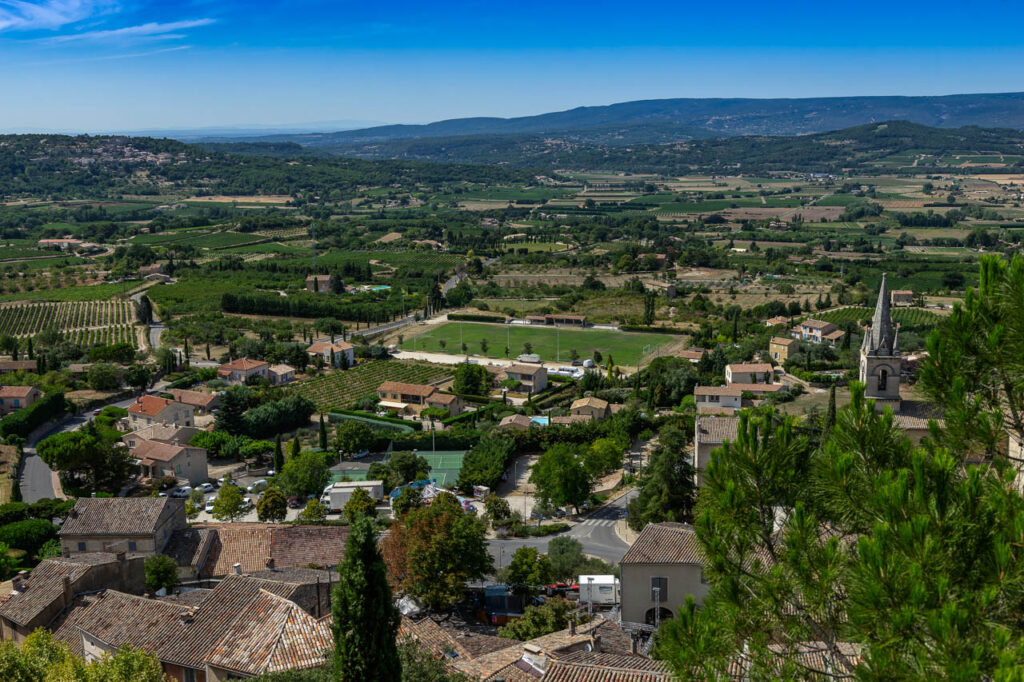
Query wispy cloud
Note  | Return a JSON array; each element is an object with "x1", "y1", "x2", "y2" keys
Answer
[
  {"x1": 47, "y1": 17, "x2": 214, "y2": 42},
  {"x1": 0, "y1": 0, "x2": 112, "y2": 32},
  {"x1": 26, "y1": 43, "x2": 191, "y2": 65}
]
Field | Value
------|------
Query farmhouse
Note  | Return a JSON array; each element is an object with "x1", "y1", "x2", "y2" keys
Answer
[
  {"x1": 217, "y1": 357, "x2": 270, "y2": 383},
  {"x1": 620, "y1": 522, "x2": 709, "y2": 626},
  {"x1": 37, "y1": 237, "x2": 83, "y2": 250},
  {"x1": 891, "y1": 289, "x2": 914, "y2": 307},
  {"x1": 376, "y1": 381, "x2": 461, "y2": 416},
  {"x1": 169, "y1": 388, "x2": 220, "y2": 413},
  {"x1": 570, "y1": 396, "x2": 610, "y2": 420},
  {"x1": 127, "y1": 395, "x2": 194, "y2": 429},
  {"x1": 504, "y1": 363, "x2": 548, "y2": 394},
  {"x1": 498, "y1": 414, "x2": 533, "y2": 431},
  {"x1": 123, "y1": 425, "x2": 207, "y2": 486},
  {"x1": 769, "y1": 336, "x2": 798, "y2": 362},
  {"x1": 725, "y1": 363, "x2": 772, "y2": 385},
  {"x1": 268, "y1": 364, "x2": 296, "y2": 385},
  {"x1": 306, "y1": 340, "x2": 354, "y2": 368},
  {"x1": 694, "y1": 385, "x2": 743, "y2": 413},
  {"x1": 305, "y1": 274, "x2": 336, "y2": 292},
  {"x1": 791, "y1": 319, "x2": 844, "y2": 345},
  {"x1": 0, "y1": 385, "x2": 42, "y2": 414},
  {"x1": 0, "y1": 360, "x2": 37, "y2": 374},
  {"x1": 678, "y1": 348, "x2": 707, "y2": 363},
  {"x1": 765, "y1": 316, "x2": 790, "y2": 327}
]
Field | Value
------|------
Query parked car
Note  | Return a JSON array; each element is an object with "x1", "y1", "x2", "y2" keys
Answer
[
  {"x1": 287, "y1": 496, "x2": 304, "y2": 509},
  {"x1": 240, "y1": 498, "x2": 254, "y2": 510},
  {"x1": 205, "y1": 499, "x2": 216, "y2": 513},
  {"x1": 92, "y1": 409, "x2": 102, "y2": 416},
  {"x1": 170, "y1": 486, "x2": 192, "y2": 498},
  {"x1": 266, "y1": 469, "x2": 276, "y2": 477},
  {"x1": 571, "y1": 360, "x2": 583, "y2": 367},
  {"x1": 197, "y1": 482, "x2": 215, "y2": 494},
  {"x1": 247, "y1": 479, "x2": 268, "y2": 493}
]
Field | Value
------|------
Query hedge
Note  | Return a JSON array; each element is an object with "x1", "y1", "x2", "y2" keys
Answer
[
  {"x1": 618, "y1": 325, "x2": 686, "y2": 335},
  {"x1": 329, "y1": 410, "x2": 422, "y2": 432},
  {"x1": 0, "y1": 518, "x2": 57, "y2": 556},
  {"x1": 448, "y1": 313, "x2": 508, "y2": 324},
  {"x1": 0, "y1": 393, "x2": 67, "y2": 440}
]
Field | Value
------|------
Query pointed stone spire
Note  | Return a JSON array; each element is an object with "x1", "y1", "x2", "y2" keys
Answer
[{"x1": 865, "y1": 273, "x2": 897, "y2": 355}]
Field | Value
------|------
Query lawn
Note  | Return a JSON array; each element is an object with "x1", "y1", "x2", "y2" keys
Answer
[{"x1": 402, "y1": 322, "x2": 680, "y2": 366}]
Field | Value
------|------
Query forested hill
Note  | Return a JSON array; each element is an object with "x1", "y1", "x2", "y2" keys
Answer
[
  {"x1": 204, "y1": 92, "x2": 1024, "y2": 147},
  {"x1": 311, "y1": 121, "x2": 1024, "y2": 174}
]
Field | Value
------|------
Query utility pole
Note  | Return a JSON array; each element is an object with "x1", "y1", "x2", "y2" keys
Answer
[{"x1": 588, "y1": 577, "x2": 594, "y2": 618}]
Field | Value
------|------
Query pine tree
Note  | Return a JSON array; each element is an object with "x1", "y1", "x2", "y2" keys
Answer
[
  {"x1": 332, "y1": 515, "x2": 400, "y2": 681},
  {"x1": 319, "y1": 414, "x2": 328, "y2": 451}
]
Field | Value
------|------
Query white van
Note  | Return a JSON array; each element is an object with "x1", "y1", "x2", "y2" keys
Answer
[{"x1": 577, "y1": 575, "x2": 620, "y2": 605}]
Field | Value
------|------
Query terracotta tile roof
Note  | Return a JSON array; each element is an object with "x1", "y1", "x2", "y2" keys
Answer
[
  {"x1": 696, "y1": 416, "x2": 740, "y2": 444},
  {"x1": 0, "y1": 385, "x2": 38, "y2": 398},
  {"x1": 220, "y1": 357, "x2": 269, "y2": 371},
  {"x1": 571, "y1": 397, "x2": 609, "y2": 410},
  {"x1": 59, "y1": 498, "x2": 182, "y2": 538},
  {"x1": 132, "y1": 439, "x2": 188, "y2": 463},
  {"x1": 824, "y1": 329, "x2": 846, "y2": 340},
  {"x1": 621, "y1": 522, "x2": 704, "y2": 566},
  {"x1": 191, "y1": 523, "x2": 348, "y2": 578},
  {"x1": 378, "y1": 381, "x2": 436, "y2": 398},
  {"x1": 52, "y1": 590, "x2": 183, "y2": 658},
  {"x1": 164, "y1": 527, "x2": 216, "y2": 573},
  {"x1": 552, "y1": 415, "x2": 592, "y2": 425},
  {"x1": 127, "y1": 395, "x2": 177, "y2": 417},
  {"x1": 770, "y1": 336, "x2": 797, "y2": 346},
  {"x1": 727, "y1": 363, "x2": 772, "y2": 374},
  {"x1": 800, "y1": 319, "x2": 836, "y2": 331},
  {"x1": 729, "y1": 382, "x2": 784, "y2": 394},
  {"x1": 0, "y1": 360, "x2": 37, "y2": 372},
  {"x1": 546, "y1": 651, "x2": 674, "y2": 681},
  {"x1": 127, "y1": 424, "x2": 199, "y2": 445},
  {"x1": 306, "y1": 341, "x2": 353, "y2": 354},
  {"x1": 506, "y1": 363, "x2": 546, "y2": 376},
  {"x1": 766, "y1": 316, "x2": 790, "y2": 326},
  {"x1": 158, "y1": 589, "x2": 214, "y2": 607},
  {"x1": 0, "y1": 554, "x2": 121, "y2": 627},
  {"x1": 269, "y1": 364, "x2": 295, "y2": 374},
  {"x1": 499, "y1": 414, "x2": 533, "y2": 430},
  {"x1": 429, "y1": 393, "x2": 458, "y2": 405},
  {"x1": 169, "y1": 389, "x2": 218, "y2": 408},
  {"x1": 678, "y1": 349, "x2": 706, "y2": 361},
  {"x1": 695, "y1": 385, "x2": 744, "y2": 398}
]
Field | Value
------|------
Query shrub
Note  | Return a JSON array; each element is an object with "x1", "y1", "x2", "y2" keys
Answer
[
  {"x1": 0, "y1": 393, "x2": 66, "y2": 440},
  {"x1": 0, "y1": 518, "x2": 57, "y2": 556}
]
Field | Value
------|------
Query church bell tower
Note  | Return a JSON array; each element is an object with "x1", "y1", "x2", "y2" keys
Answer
[{"x1": 860, "y1": 273, "x2": 901, "y2": 414}]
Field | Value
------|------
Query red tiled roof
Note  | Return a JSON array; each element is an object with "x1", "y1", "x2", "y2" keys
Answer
[
  {"x1": 0, "y1": 385, "x2": 38, "y2": 398},
  {"x1": 59, "y1": 498, "x2": 182, "y2": 538},
  {"x1": 191, "y1": 523, "x2": 348, "y2": 578},
  {"x1": 546, "y1": 651, "x2": 674, "y2": 682},
  {"x1": 378, "y1": 381, "x2": 436, "y2": 397},
  {"x1": 127, "y1": 395, "x2": 175, "y2": 417},
  {"x1": 621, "y1": 522, "x2": 704, "y2": 565},
  {"x1": 306, "y1": 341, "x2": 353, "y2": 354},
  {"x1": 0, "y1": 360, "x2": 37, "y2": 371},
  {"x1": 0, "y1": 554, "x2": 120, "y2": 627},
  {"x1": 696, "y1": 416, "x2": 740, "y2": 444},
  {"x1": 770, "y1": 336, "x2": 797, "y2": 346},
  {"x1": 132, "y1": 439, "x2": 188, "y2": 463},
  {"x1": 52, "y1": 589, "x2": 183, "y2": 658},
  {"x1": 170, "y1": 388, "x2": 218, "y2": 408},
  {"x1": 727, "y1": 363, "x2": 772, "y2": 374},
  {"x1": 220, "y1": 357, "x2": 269, "y2": 372}
]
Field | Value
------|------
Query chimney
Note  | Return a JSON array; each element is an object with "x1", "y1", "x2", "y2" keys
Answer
[
  {"x1": 233, "y1": 562, "x2": 242, "y2": 575},
  {"x1": 62, "y1": 575, "x2": 73, "y2": 608},
  {"x1": 178, "y1": 610, "x2": 194, "y2": 626},
  {"x1": 630, "y1": 635, "x2": 638, "y2": 655},
  {"x1": 11, "y1": 571, "x2": 28, "y2": 594},
  {"x1": 90, "y1": 492, "x2": 96, "y2": 498},
  {"x1": 569, "y1": 619, "x2": 575, "y2": 635},
  {"x1": 590, "y1": 633, "x2": 602, "y2": 653}
]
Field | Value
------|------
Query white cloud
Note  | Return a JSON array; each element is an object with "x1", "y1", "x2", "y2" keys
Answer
[
  {"x1": 0, "y1": 0, "x2": 111, "y2": 32},
  {"x1": 48, "y1": 17, "x2": 214, "y2": 42}
]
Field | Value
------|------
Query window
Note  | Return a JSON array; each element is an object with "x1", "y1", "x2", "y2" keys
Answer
[
  {"x1": 128, "y1": 541, "x2": 137, "y2": 552},
  {"x1": 651, "y1": 576, "x2": 668, "y2": 602},
  {"x1": 878, "y1": 369, "x2": 888, "y2": 391},
  {"x1": 78, "y1": 542, "x2": 86, "y2": 552},
  {"x1": 184, "y1": 669, "x2": 196, "y2": 682}
]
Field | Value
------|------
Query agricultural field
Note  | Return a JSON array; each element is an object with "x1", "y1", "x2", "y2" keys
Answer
[
  {"x1": 291, "y1": 360, "x2": 453, "y2": 411},
  {"x1": 0, "y1": 300, "x2": 137, "y2": 338},
  {"x1": 814, "y1": 306, "x2": 942, "y2": 330},
  {"x1": 0, "y1": 282, "x2": 140, "y2": 303},
  {"x1": 402, "y1": 322, "x2": 682, "y2": 366}
]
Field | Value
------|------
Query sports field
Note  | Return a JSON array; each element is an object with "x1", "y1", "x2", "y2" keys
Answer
[
  {"x1": 402, "y1": 322, "x2": 681, "y2": 366},
  {"x1": 417, "y1": 451, "x2": 467, "y2": 487}
]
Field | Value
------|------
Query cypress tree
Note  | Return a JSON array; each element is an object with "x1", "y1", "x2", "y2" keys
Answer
[
  {"x1": 26, "y1": 337, "x2": 32, "y2": 360},
  {"x1": 319, "y1": 414, "x2": 328, "y2": 451},
  {"x1": 273, "y1": 434, "x2": 284, "y2": 472},
  {"x1": 824, "y1": 384, "x2": 837, "y2": 434},
  {"x1": 332, "y1": 515, "x2": 400, "y2": 681},
  {"x1": 290, "y1": 436, "x2": 300, "y2": 460}
]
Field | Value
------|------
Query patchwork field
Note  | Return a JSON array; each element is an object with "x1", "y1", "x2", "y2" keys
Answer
[
  {"x1": 0, "y1": 300, "x2": 138, "y2": 347},
  {"x1": 402, "y1": 322, "x2": 681, "y2": 366}
]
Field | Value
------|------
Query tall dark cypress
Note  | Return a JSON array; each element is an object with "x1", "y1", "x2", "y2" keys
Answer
[{"x1": 332, "y1": 516, "x2": 400, "y2": 681}]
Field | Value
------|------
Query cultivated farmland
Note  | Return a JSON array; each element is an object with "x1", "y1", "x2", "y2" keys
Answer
[
  {"x1": 291, "y1": 360, "x2": 453, "y2": 411},
  {"x1": 0, "y1": 300, "x2": 137, "y2": 338},
  {"x1": 814, "y1": 307, "x2": 942, "y2": 330}
]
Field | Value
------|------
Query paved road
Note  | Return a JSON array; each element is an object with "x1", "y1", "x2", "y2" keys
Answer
[
  {"x1": 18, "y1": 394, "x2": 153, "y2": 503},
  {"x1": 130, "y1": 290, "x2": 164, "y2": 351},
  {"x1": 488, "y1": 489, "x2": 637, "y2": 566}
]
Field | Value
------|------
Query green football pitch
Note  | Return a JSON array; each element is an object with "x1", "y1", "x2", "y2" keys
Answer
[{"x1": 401, "y1": 322, "x2": 680, "y2": 366}]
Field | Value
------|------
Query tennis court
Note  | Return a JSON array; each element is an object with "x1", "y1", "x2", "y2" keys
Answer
[{"x1": 415, "y1": 450, "x2": 467, "y2": 487}]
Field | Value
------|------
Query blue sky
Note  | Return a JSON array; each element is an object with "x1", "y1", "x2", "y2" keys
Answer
[{"x1": 1, "y1": 0, "x2": 1023, "y2": 132}]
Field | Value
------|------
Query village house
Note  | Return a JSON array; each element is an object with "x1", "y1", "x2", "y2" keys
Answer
[
  {"x1": 123, "y1": 425, "x2": 207, "y2": 486},
  {"x1": 36, "y1": 237, "x2": 83, "y2": 250},
  {"x1": 694, "y1": 386, "x2": 743, "y2": 414},
  {"x1": 51, "y1": 573, "x2": 334, "y2": 680},
  {"x1": 791, "y1": 319, "x2": 845, "y2": 345},
  {"x1": 504, "y1": 363, "x2": 548, "y2": 394},
  {"x1": 0, "y1": 360, "x2": 37, "y2": 374},
  {"x1": 891, "y1": 289, "x2": 914, "y2": 307},
  {"x1": 217, "y1": 357, "x2": 270, "y2": 384},
  {"x1": 498, "y1": 414, "x2": 533, "y2": 431},
  {"x1": 0, "y1": 385, "x2": 42, "y2": 414},
  {"x1": 127, "y1": 395, "x2": 195, "y2": 429},
  {"x1": 305, "y1": 274, "x2": 336, "y2": 292},
  {"x1": 169, "y1": 388, "x2": 221, "y2": 413},
  {"x1": 375, "y1": 381, "x2": 462, "y2": 416},
  {"x1": 769, "y1": 336, "x2": 798, "y2": 362},
  {"x1": 620, "y1": 522, "x2": 710, "y2": 627},
  {"x1": 570, "y1": 396, "x2": 610, "y2": 420},
  {"x1": 268, "y1": 364, "x2": 296, "y2": 385},
  {"x1": 765, "y1": 315, "x2": 790, "y2": 327},
  {"x1": 693, "y1": 415, "x2": 739, "y2": 487},
  {"x1": 725, "y1": 362, "x2": 773, "y2": 385},
  {"x1": 306, "y1": 340, "x2": 354, "y2": 368},
  {"x1": 59, "y1": 497, "x2": 186, "y2": 558},
  {"x1": 678, "y1": 348, "x2": 707, "y2": 363},
  {"x1": 0, "y1": 552, "x2": 145, "y2": 644}
]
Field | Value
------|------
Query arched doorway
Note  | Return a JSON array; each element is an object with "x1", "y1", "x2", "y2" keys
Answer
[{"x1": 645, "y1": 607, "x2": 673, "y2": 626}]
